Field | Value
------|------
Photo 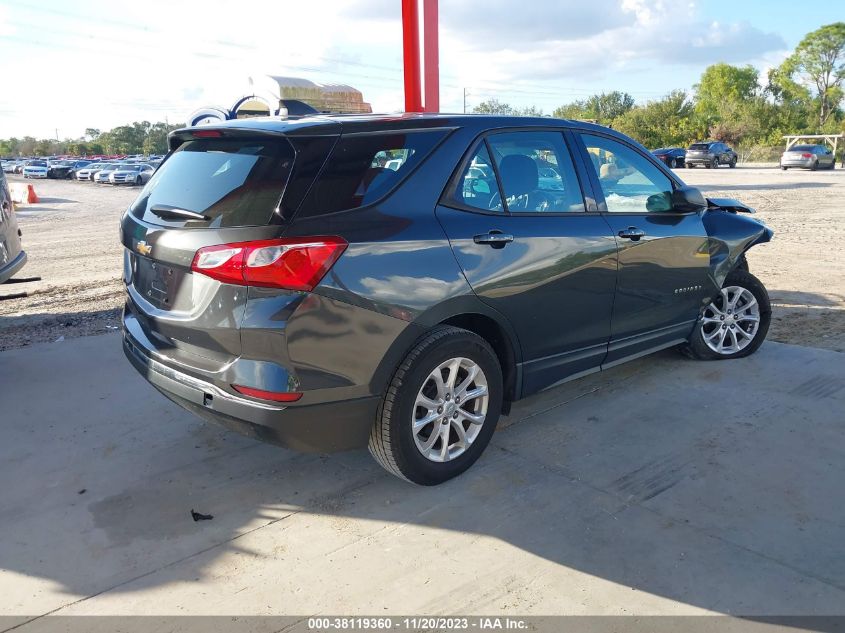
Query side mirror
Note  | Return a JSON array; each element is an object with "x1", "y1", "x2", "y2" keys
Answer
[{"x1": 671, "y1": 186, "x2": 707, "y2": 213}]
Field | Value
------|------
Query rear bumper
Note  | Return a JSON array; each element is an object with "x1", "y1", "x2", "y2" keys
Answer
[
  {"x1": 122, "y1": 326, "x2": 378, "y2": 452},
  {"x1": 781, "y1": 158, "x2": 814, "y2": 168},
  {"x1": 0, "y1": 250, "x2": 27, "y2": 284}
]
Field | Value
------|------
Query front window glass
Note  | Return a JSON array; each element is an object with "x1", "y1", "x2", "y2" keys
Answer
[{"x1": 581, "y1": 134, "x2": 673, "y2": 213}]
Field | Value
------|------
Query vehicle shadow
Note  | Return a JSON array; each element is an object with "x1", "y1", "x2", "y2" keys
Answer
[{"x1": 1, "y1": 336, "x2": 844, "y2": 617}]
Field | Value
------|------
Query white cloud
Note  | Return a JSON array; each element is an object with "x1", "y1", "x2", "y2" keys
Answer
[{"x1": 0, "y1": 0, "x2": 788, "y2": 139}]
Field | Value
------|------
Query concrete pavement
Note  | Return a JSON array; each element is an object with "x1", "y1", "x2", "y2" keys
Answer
[{"x1": 1, "y1": 333, "x2": 844, "y2": 622}]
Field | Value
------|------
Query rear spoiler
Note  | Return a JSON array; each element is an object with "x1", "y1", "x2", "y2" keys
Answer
[{"x1": 706, "y1": 197, "x2": 755, "y2": 214}]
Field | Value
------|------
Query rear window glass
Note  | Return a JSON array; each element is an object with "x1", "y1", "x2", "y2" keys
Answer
[
  {"x1": 689, "y1": 144, "x2": 710, "y2": 150},
  {"x1": 131, "y1": 137, "x2": 294, "y2": 228},
  {"x1": 297, "y1": 130, "x2": 448, "y2": 217},
  {"x1": 790, "y1": 145, "x2": 814, "y2": 152}
]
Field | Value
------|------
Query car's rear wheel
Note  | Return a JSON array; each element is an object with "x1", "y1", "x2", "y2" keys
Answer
[
  {"x1": 669, "y1": 157, "x2": 676, "y2": 168},
  {"x1": 729, "y1": 157, "x2": 737, "y2": 168},
  {"x1": 781, "y1": 166, "x2": 788, "y2": 170},
  {"x1": 681, "y1": 270, "x2": 770, "y2": 361},
  {"x1": 810, "y1": 159, "x2": 818, "y2": 171},
  {"x1": 369, "y1": 326, "x2": 503, "y2": 485},
  {"x1": 135, "y1": 176, "x2": 143, "y2": 186}
]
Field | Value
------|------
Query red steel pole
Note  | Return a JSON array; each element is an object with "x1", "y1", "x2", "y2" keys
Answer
[
  {"x1": 402, "y1": 0, "x2": 422, "y2": 112},
  {"x1": 422, "y1": 0, "x2": 439, "y2": 112}
]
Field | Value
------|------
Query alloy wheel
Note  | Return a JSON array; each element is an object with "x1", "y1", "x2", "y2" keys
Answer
[
  {"x1": 412, "y1": 357, "x2": 489, "y2": 463},
  {"x1": 700, "y1": 286, "x2": 761, "y2": 354}
]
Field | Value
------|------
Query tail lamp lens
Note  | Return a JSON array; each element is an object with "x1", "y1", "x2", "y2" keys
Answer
[
  {"x1": 802, "y1": 153, "x2": 813, "y2": 158},
  {"x1": 191, "y1": 237, "x2": 347, "y2": 292}
]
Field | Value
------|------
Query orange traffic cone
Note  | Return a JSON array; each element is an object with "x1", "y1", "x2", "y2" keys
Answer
[{"x1": 26, "y1": 184, "x2": 39, "y2": 203}]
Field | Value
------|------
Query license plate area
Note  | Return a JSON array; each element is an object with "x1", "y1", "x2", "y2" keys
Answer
[{"x1": 132, "y1": 254, "x2": 190, "y2": 311}]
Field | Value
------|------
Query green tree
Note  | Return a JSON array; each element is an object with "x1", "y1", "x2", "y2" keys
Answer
[
  {"x1": 614, "y1": 91, "x2": 702, "y2": 148},
  {"x1": 143, "y1": 122, "x2": 181, "y2": 154},
  {"x1": 783, "y1": 22, "x2": 845, "y2": 125},
  {"x1": 472, "y1": 99, "x2": 517, "y2": 115},
  {"x1": 694, "y1": 63, "x2": 760, "y2": 123},
  {"x1": 553, "y1": 91, "x2": 634, "y2": 124}
]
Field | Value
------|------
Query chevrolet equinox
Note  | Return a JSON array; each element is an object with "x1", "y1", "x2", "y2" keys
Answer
[{"x1": 121, "y1": 114, "x2": 773, "y2": 485}]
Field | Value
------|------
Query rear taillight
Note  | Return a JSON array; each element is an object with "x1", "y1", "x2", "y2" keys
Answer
[
  {"x1": 801, "y1": 153, "x2": 813, "y2": 158},
  {"x1": 191, "y1": 237, "x2": 347, "y2": 291},
  {"x1": 192, "y1": 129, "x2": 223, "y2": 138}
]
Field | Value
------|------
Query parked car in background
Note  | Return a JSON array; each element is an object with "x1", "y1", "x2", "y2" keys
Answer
[
  {"x1": 1, "y1": 161, "x2": 16, "y2": 173},
  {"x1": 47, "y1": 160, "x2": 78, "y2": 179},
  {"x1": 22, "y1": 160, "x2": 49, "y2": 179},
  {"x1": 780, "y1": 144, "x2": 836, "y2": 171},
  {"x1": 0, "y1": 168, "x2": 27, "y2": 284},
  {"x1": 93, "y1": 163, "x2": 123, "y2": 183},
  {"x1": 68, "y1": 160, "x2": 94, "y2": 179},
  {"x1": 13, "y1": 161, "x2": 28, "y2": 174},
  {"x1": 686, "y1": 141, "x2": 737, "y2": 168},
  {"x1": 110, "y1": 164, "x2": 155, "y2": 185},
  {"x1": 76, "y1": 162, "x2": 107, "y2": 181},
  {"x1": 651, "y1": 147, "x2": 686, "y2": 168},
  {"x1": 121, "y1": 114, "x2": 773, "y2": 485}
]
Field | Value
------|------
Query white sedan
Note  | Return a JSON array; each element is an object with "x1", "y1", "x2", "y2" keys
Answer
[{"x1": 22, "y1": 160, "x2": 49, "y2": 179}]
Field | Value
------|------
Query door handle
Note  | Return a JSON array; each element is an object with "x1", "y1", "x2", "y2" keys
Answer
[
  {"x1": 618, "y1": 227, "x2": 646, "y2": 241},
  {"x1": 473, "y1": 230, "x2": 514, "y2": 248}
]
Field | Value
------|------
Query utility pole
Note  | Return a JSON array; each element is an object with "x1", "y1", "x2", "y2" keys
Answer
[
  {"x1": 463, "y1": 88, "x2": 468, "y2": 113},
  {"x1": 55, "y1": 128, "x2": 59, "y2": 141}
]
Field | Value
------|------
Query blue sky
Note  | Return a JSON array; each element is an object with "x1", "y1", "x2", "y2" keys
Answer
[{"x1": 0, "y1": 0, "x2": 839, "y2": 139}]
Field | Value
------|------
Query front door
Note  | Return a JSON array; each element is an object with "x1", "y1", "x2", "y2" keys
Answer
[
  {"x1": 575, "y1": 132, "x2": 716, "y2": 365},
  {"x1": 436, "y1": 130, "x2": 618, "y2": 394}
]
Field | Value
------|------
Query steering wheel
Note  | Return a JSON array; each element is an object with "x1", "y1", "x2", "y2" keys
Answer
[{"x1": 488, "y1": 190, "x2": 552, "y2": 212}]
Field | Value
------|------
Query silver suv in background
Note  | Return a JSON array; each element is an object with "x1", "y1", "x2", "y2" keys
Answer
[{"x1": 780, "y1": 144, "x2": 836, "y2": 170}]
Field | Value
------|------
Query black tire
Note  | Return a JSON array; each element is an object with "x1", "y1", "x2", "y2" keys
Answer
[
  {"x1": 681, "y1": 269, "x2": 771, "y2": 361},
  {"x1": 705, "y1": 160, "x2": 713, "y2": 169},
  {"x1": 781, "y1": 166, "x2": 787, "y2": 170},
  {"x1": 669, "y1": 158, "x2": 676, "y2": 168},
  {"x1": 729, "y1": 157, "x2": 737, "y2": 168},
  {"x1": 135, "y1": 176, "x2": 143, "y2": 186},
  {"x1": 810, "y1": 159, "x2": 818, "y2": 171},
  {"x1": 369, "y1": 326, "x2": 503, "y2": 485},
  {"x1": 687, "y1": 163, "x2": 695, "y2": 169}
]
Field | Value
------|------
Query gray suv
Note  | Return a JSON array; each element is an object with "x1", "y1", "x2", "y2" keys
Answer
[
  {"x1": 686, "y1": 141, "x2": 737, "y2": 169},
  {"x1": 121, "y1": 114, "x2": 773, "y2": 485},
  {"x1": 0, "y1": 169, "x2": 27, "y2": 284}
]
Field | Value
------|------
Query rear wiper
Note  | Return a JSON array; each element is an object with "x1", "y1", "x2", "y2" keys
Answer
[{"x1": 150, "y1": 204, "x2": 209, "y2": 221}]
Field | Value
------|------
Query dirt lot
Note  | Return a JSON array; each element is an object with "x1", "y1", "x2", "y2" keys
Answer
[{"x1": 1, "y1": 167, "x2": 844, "y2": 352}]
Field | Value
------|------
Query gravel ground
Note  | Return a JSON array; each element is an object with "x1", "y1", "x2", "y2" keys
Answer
[{"x1": 1, "y1": 167, "x2": 843, "y2": 352}]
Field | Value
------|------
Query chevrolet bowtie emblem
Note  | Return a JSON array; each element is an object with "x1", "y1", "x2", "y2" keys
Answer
[{"x1": 136, "y1": 241, "x2": 152, "y2": 256}]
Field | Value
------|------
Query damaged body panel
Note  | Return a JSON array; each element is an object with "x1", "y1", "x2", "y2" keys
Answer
[{"x1": 702, "y1": 201, "x2": 773, "y2": 288}]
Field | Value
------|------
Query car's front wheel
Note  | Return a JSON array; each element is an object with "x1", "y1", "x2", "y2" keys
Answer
[
  {"x1": 681, "y1": 270, "x2": 771, "y2": 361},
  {"x1": 369, "y1": 326, "x2": 503, "y2": 485}
]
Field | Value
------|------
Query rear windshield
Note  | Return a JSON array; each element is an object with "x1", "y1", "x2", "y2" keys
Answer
[
  {"x1": 789, "y1": 145, "x2": 815, "y2": 152},
  {"x1": 688, "y1": 144, "x2": 710, "y2": 150},
  {"x1": 131, "y1": 137, "x2": 294, "y2": 228},
  {"x1": 296, "y1": 129, "x2": 448, "y2": 217}
]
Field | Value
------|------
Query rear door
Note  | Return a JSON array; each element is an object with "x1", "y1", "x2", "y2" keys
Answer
[
  {"x1": 436, "y1": 129, "x2": 618, "y2": 394},
  {"x1": 575, "y1": 132, "x2": 715, "y2": 364},
  {"x1": 120, "y1": 133, "x2": 306, "y2": 368}
]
